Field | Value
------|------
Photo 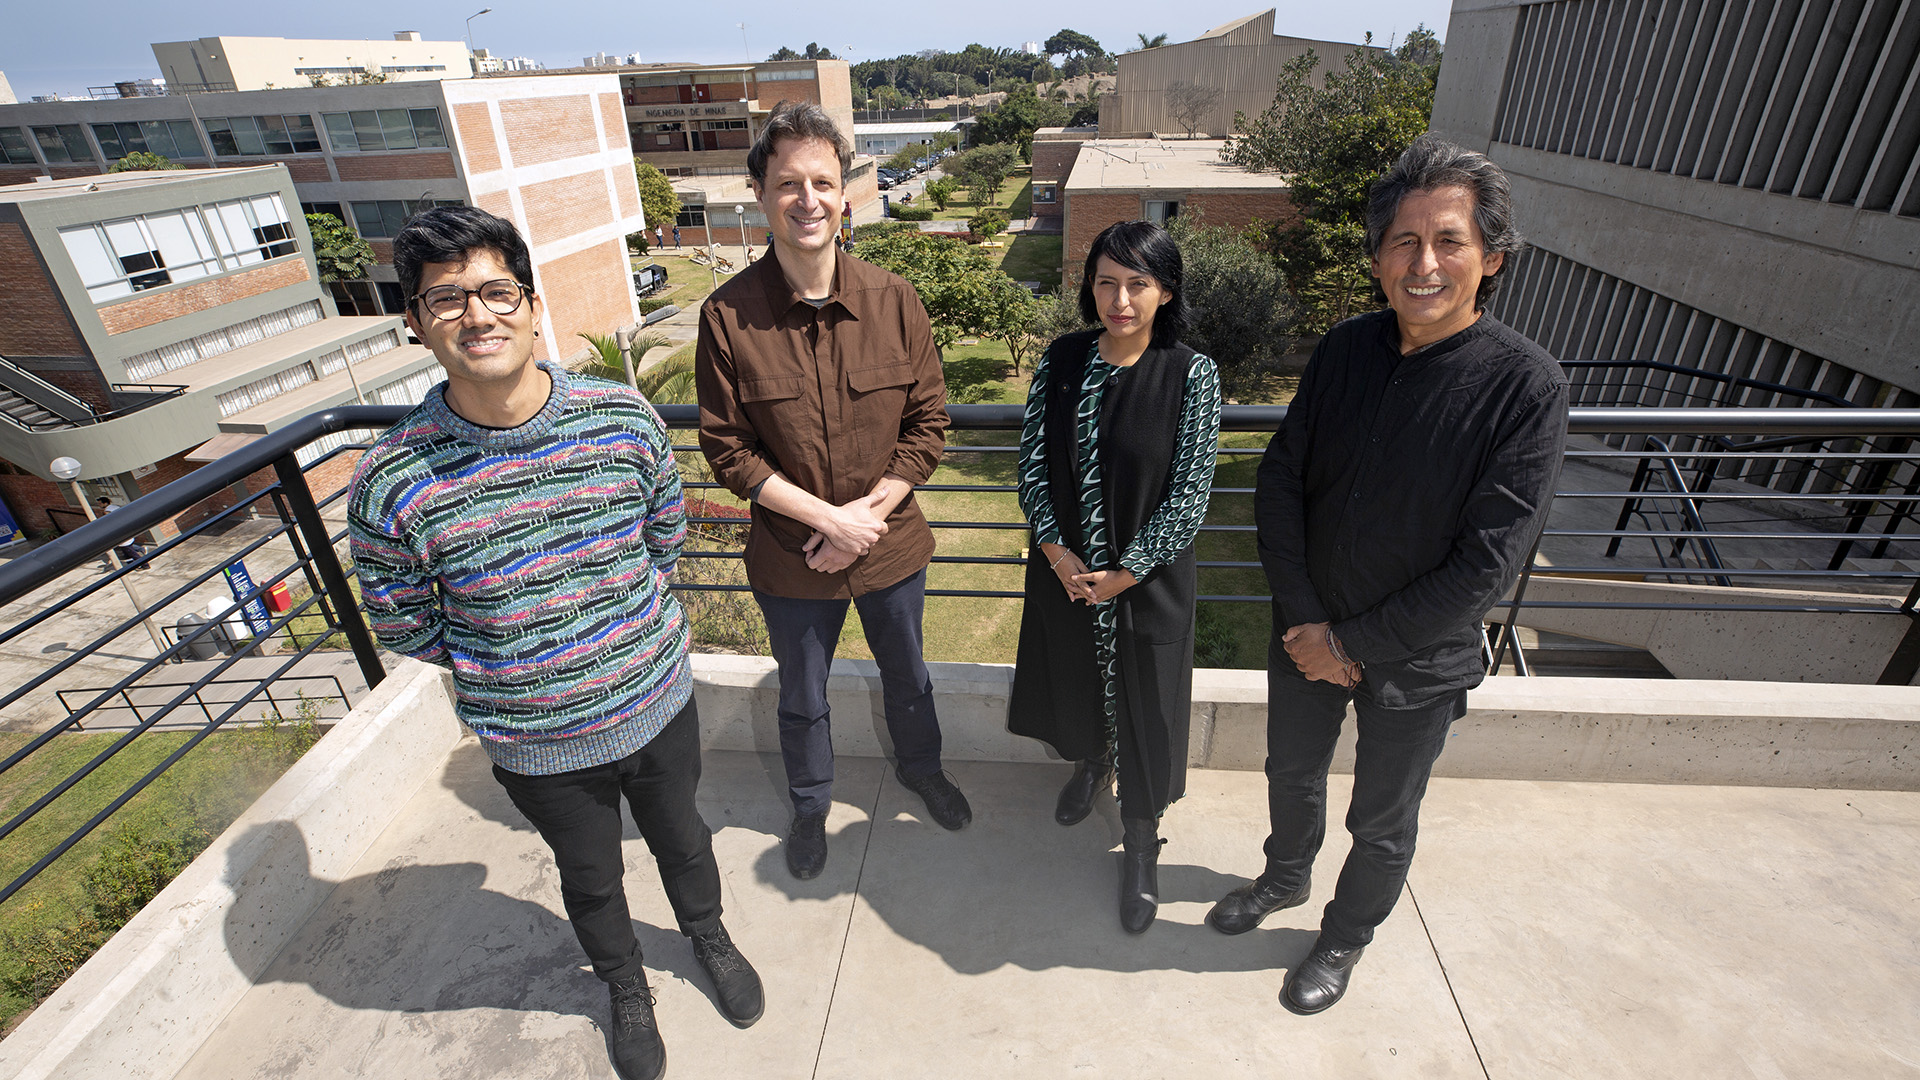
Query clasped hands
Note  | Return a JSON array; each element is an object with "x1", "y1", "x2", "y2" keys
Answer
[
  {"x1": 1037, "y1": 542, "x2": 1136, "y2": 605},
  {"x1": 800, "y1": 488, "x2": 892, "y2": 573},
  {"x1": 1282, "y1": 622, "x2": 1362, "y2": 688}
]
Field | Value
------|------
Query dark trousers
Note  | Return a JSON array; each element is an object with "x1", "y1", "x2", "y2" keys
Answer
[
  {"x1": 755, "y1": 568, "x2": 943, "y2": 817},
  {"x1": 1261, "y1": 657, "x2": 1466, "y2": 950},
  {"x1": 492, "y1": 697, "x2": 721, "y2": 985}
]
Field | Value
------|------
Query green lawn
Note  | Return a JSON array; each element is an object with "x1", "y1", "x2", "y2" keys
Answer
[
  {"x1": 997, "y1": 233, "x2": 1063, "y2": 288},
  {"x1": 929, "y1": 169, "x2": 1032, "y2": 220},
  {"x1": 0, "y1": 717, "x2": 322, "y2": 1029}
]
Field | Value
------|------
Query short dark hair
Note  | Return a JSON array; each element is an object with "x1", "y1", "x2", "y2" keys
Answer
[
  {"x1": 1077, "y1": 221, "x2": 1189, "y2": 348},
  {"x1": 746, "y1": 101, "x2": 852, "y2": 186},
  {"x1": 392, "y1": 205, "x2": 535, "y2": 312},
  {"x1": 1365, "y1": 133, "x2": 1525, "y2": 308}
]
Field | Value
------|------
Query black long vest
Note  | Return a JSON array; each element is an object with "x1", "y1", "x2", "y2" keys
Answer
[{"x1": 1006, "y1": 330, "x2": 1201, "y2": 816}]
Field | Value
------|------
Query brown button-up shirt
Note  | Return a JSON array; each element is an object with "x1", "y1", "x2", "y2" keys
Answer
[{"x1": 695, "y1": 248, "x2": 948, "y2": 599}]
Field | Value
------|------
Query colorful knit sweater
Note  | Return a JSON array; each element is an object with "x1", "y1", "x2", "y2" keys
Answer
[{"x1": 346, "y1": 366, "x2": 692, "y2": 775}]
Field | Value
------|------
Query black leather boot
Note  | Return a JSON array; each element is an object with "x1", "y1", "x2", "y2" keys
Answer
[
  {"x1": 1054, "y1": 758, "x2": 1113, "y2": 826},
  {"x1": 1118, "y1": 816, "x2": 1166, "y2": 934}
]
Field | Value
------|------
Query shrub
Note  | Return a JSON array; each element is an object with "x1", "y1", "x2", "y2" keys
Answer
[
  {"x1": 889, "y1": 203, "x2": 934, "y2": 221},
  {"x1": 1195, "y1": 604, "x2": 1239, "y2": 667},
  {"x1": 969, "y1": 209, "x2": 1009, "y2": 238},
  {"x1": 637, "y1": 297, "x2": 674, "y2": 315}
]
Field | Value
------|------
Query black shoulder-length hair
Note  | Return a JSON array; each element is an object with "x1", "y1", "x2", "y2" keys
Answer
[{"x1": 1078, "y1": 220, "x2": 1189, "y2": 348}]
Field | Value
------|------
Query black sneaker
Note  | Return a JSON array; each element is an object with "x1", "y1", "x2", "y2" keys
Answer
[
  {"x1": 787, "y1": 811, "x2": 828, "y2": 879},
  {"x1": 607, "y1": 973, "x2": 666, "y2": 1080},
  {"x1": 896, "y1": 767, "x2": 972, "y2": 830},
  {"x1": 691, "y1": 923, "x2": 765, "y2": 1027}
]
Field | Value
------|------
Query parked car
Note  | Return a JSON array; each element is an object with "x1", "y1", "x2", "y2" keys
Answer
[
  {"x1": 632, "y1": 263, "x2": 668, "y2": 297},
  {"x1": 876, "y1": 173, "x2": 894, "y2": 190}
]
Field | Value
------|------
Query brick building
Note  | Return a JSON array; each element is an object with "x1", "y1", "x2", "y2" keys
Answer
[
  {"x1": 0, "y1": 167, "x2": 440, "y2": 538},
  {"x1": 1061, "y1": 139, "x2": 1294, "y2": 283},
  {"x1": 0, "y1": 73, "x2": 646, "y2": 366},
  {"x1": 1030, "y1": 127, "x2": 1097, "y2": 222},
  {"x1": 494, "y1": 58, "x2": 878, "y2": 240}
]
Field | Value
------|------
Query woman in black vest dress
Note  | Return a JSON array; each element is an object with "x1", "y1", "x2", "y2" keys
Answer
[{"x1": 1007, "y1": 221, "x2": 1222, "y2": 933}]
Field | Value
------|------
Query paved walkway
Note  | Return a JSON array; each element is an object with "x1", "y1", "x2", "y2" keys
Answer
[{"x1": 177, "y1": 750, "x2": 1920, "y2": 1079}]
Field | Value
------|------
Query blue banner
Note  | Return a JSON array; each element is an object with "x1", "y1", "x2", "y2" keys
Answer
[
  {"x1": 0, "y1": 494, "x2": 24, "y2": 547},
  {"x1": 221, "y1": 560, "x2": 275, "y2": 638}
]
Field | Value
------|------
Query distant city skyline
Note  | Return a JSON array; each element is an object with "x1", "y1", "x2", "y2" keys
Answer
[{"x1": 2, "y1": 0, "x2": 1451, "y2": 100}]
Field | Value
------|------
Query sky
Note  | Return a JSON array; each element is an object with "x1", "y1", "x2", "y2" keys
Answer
[{"x1": 1, "y1": 1, "x2": 1457, "y2": 101}]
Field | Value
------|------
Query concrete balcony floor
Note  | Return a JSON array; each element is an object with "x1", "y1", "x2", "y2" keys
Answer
[{"x1": 174, "y1": 743, "x2": 1920, "y2": 1079}]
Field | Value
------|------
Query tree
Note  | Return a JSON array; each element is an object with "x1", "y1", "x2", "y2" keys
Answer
[
  {"x1": 1012, "y1": 290, "x2": 1092, "y2": 374},
  {"x1": 1168, "y1": 213, "x2": 1296, "y2": 394},
  {"x1": 1165, "y1": 81, "x2": 1223, "y2": 137},
  {"x1": 305, "y1": 213, "x2": 375, "y2": 283},
  {"x1": 1134, "y1": 32, "x2": 1171, "y2": 51},
  {"x1": 1044, "y1": 29, "x2": 1105, "y2": 61},
  {"x1": 946, "y1": 143, "x2": 1019, "y2": 207},
  {"x1": 108, "y1": 151, "x2": 183, "y2": 173},
  {"x1": 631, "y1": 161, "x2": 681, "y2": 233},
  {"x1": 886, "y1": 142, "x2": 934, "y2": 172},
  {"x1": 1066, "y1": 97, "x2": 1103, "y2": 128},
  {"x1": 972, "y1": 85, "x2": 1070, "y2": 160},
  {"x1": 852, "y1": 230, "x2": 1027, "y2": 352},
  {"x1": 985, "y1": 277, "x2": 1042, "y2": 375},
  {"x1": 768, "y1": 46, "x2": 801, "y2": 61},
  {"x1": 1223, "y1": 36, "x2": 1441, "y2": 331},
  {"x1": 923, "y1": 177, "x2": 959, "y2": 211}
]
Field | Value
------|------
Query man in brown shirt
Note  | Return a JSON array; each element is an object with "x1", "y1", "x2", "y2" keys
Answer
[{"x1": 696, "y1": 102, "x2": 971, "y2": 881}]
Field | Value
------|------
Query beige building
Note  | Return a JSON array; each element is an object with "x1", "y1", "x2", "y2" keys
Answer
[
  {"x1": 1099, "y1": 10, "x2": 1376, "y2": 138},
  {"x1": 151, "y1": 34, "x2": 474, "y2": 93},
  {"x1": 1062, "y1": 139, "x2": 1293, "y2": 284}
]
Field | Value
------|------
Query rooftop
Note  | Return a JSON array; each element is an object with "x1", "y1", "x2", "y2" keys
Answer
[
  {"x1": 1063, "y1": 139, "x2": 1290, "y2": 194},
  {"x1": 0, "y1": 165, "x2": 284, "y2": 203}
]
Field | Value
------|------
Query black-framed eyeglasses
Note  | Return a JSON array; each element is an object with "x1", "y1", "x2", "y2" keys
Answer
[{"x1": 411, "y1": 279, "x2": 530, "y2": 322}]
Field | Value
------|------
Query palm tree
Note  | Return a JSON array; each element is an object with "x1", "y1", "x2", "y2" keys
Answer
[
  {"x1": 576, "y1": 331, "x2": 694, "y2": 404},
  {"x1": 1136, "y1": 32, "x2": 1170, "y2": 50}
]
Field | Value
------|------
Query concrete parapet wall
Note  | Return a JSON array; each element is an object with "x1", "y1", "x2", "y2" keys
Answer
[
  {"x1": 693, "y1": 655, "x2": 1919, "y2": 790},
  {"x1": 0, "y1": 660, "x2": 465, "y2": 1080}
]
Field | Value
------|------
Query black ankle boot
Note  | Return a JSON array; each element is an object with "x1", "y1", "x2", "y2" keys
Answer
[
  {"x1": 1119, "y1": 816, "x2": 1165, "y2": 934},
  {"x1": 1054, "y1": 758, "x2": 1113, "y2": 826}
]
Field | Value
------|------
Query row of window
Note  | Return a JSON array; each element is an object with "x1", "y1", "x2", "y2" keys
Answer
[
  {"x1": 121, "y1": 301, "x2": 325, "y2": 382},
  {"x1": 59, "y1": 194, "x2": 297, "y2": 303},
  {"x1": 0, "y1": 107, "x2": 448, "y2": 166}
]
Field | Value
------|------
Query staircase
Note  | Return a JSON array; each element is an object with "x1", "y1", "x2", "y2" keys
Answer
[{"x1": 0, "y1": 384, "x2": 69, "y2": 430}]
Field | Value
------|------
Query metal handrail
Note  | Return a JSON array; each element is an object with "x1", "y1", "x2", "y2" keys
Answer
[
  {"x1": 56, "y1": 674, "x2": 349, "y2": 729},
  {"x1": 1559, "y1": 359, "x2": 1861, "y2": 409}
]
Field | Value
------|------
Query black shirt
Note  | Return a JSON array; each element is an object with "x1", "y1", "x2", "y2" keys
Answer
[{"x1": 1256, "y1": 309, "x2": 1571, "y2": 706}]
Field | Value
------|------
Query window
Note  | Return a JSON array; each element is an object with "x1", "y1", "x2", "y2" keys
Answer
[
  {"x1": 203, "y1": 114, "x2": 322, "y2": 157},
  {"x1": 348, "y1": 199, "x2": 459, "y2": 238},
  {"x1": 320, "y1": 108, "x2": 449, "y2": 152},
  {"x1": 31, "y1": 125, "x2": 94, "y2": 164},
  {"x1": 675, "y1": 208, "x2": 706, "y2": 228},
  {"x1": 1144, "y1": 199, "x2": 1181, "y2": 225},
  {"x1": 301, "y1": 201, "x2": 345, "y2": 221},
  {"x1": 701, "y1": 119, "x2": 749, "y2": 130},
  {"x1": 90, "y1": 120, "x2": 206, "y2": 161},
  {"x1": 0, "y1": 127, "x2": 34, "y2": 165},
  {"x1": 121, "y1": 301, "x2": 324, "y2": 380},
  {"x1": 57, "y1": 194, "x2": 298, "y2": 303},
  {"x1": 1034, "y1": 184, "x2": 1057, "y2": 204}
]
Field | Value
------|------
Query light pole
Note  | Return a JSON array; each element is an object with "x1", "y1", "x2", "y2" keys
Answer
[
  {"x1": 50, "y1": 457, "x2": 168, "y2": 656},
  {"x1": 466, "y1": 8, "x2": 492, "y2": 53},
  {"x1": 734, "y1": 204, "x2": 748, "y2": 264},
  {"x1": 702, "y1": 209, "x2": 718, "y2": 290}
]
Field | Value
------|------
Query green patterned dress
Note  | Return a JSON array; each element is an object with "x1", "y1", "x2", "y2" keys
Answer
[{"x1": 1017, "y1": 342, "x2": 1222, "y2": 768}]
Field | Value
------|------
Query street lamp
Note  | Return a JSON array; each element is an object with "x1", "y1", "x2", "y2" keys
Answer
[
  {"x1": 466, "y1": 8, "x2": 492, "y2": 53},
  {"x1": 735, "y1": 204, "x2": 748, "y2": 264},
  {"x1": 49, "y1": 457, "x2": 168, "y2": 655}
]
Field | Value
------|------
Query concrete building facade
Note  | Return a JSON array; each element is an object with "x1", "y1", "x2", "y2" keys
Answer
[
  {"x1": 1433, "y1": 0, "x2": 1920, "y2": 412},
  {"x1": 1061, "y1": 139, "x2": 1294, "y2": 283},
  {"x1": 1031, "y1": 127, "x2": 1098, "y2": 221},
  {"x1": 0, "y1": 167, "x2": 439, "y2": 536},
  {"x1": 0, "y1": 74, "x2": 648, "y2": 367},
  {"x1": 1099, "y1": 10, "x2": 1376, "y2": 138},
  {"x1": 150, "y1": 34, "x2": 474, "y2": 93}
]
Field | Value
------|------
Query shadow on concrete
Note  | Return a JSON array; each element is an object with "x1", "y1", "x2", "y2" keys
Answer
[{"x1": 748, "y1": 813, "x2": 1319, "y2": 977}]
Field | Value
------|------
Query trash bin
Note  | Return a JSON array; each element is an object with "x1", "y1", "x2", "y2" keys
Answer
[
  {"x1": 266, "y1": 581, "x2": 292, "y2": 613},
  {"x1": 174, "y1": 613, "x2": 221, "y2": 661}
]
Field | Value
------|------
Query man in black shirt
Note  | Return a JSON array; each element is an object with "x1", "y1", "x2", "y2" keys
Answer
[{"x1": 1208, "y1": 135, "x2": 1570, "y2": 1014}]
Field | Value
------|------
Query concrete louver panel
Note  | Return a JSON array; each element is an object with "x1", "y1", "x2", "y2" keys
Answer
[{"x1": 1492, "y1": 0, "x2": 1920, "y2": 215}]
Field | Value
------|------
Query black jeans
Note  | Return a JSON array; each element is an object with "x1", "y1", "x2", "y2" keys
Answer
[
  {"x1": 492, "y1": 697, "x2": 721, "y2": 985},
  {"x1": 755, "y1": 568, "x2": 944, "y2": 817},
  {"x1": 1261, "y1": 657, "x2": 1466, "y2": 950}
]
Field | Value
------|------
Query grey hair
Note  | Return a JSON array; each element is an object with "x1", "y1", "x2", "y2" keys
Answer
[
  {"x1": 1364, "y1": 133, "x2": 1525, "y2": 308},
  {"x1": 746, "y1": 100, "x2": 852, "y2": 186}
]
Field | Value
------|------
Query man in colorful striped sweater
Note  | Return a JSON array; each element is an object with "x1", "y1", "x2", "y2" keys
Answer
[{"x1": 347, "y1": 206, "x2": 757, "y2": 1080}]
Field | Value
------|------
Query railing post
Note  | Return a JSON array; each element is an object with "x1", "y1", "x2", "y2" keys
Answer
[
  {"x1": 1877, "y1": 577, "x2": 1920, "y2": 686},
  {"x1": 1607, "y1": 457, "x2": 1652, "y2": 558},
  {"x1": 271, "y1": 453, "x2": 386, "y2": 691}
]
